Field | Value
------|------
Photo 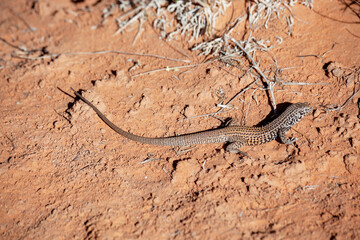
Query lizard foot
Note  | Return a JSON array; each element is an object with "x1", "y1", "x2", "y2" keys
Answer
[
  {"x1": 283, "y1": 137, "x2": 298, "y2": 145},
  {"x1": 226, "y1": 142, "x2": 248, "y2": 156}
]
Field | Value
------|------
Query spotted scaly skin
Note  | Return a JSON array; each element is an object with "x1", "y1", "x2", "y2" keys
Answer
[{"x1": 72, "y1": 88, "x2": 312, "y2": 153}]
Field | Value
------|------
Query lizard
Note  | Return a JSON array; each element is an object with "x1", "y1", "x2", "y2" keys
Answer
[{"x1": 71, "y1": 88, "x2": 313, "y2": 153}]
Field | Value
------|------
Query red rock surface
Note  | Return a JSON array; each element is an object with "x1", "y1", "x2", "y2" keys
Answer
[{"x1": 1, "y1": 0, "x2": 360, "y2": 239}]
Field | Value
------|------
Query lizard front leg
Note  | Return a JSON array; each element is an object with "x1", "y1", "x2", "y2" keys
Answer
[{"x1": 278, "y1": 128, "x2": 297, "y2": 145}]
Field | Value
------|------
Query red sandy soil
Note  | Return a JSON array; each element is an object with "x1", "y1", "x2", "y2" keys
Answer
[{"x1": 1, "y1": 0, "x2": 360, "y2": 239}]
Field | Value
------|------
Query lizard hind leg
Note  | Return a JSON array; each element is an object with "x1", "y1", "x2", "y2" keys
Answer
[
  {"x1": 225, "y1": 141, "x2": 248, "y2": 156},
  {"x1": 224, "y1": 117, "x2": 240, "y2": 127}
]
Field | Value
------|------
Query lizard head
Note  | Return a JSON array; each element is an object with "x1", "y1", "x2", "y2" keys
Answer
[
  {"x1": 281, "y1": 102, "x2": 313, "y2": 129},
  {"x1": 295, "y1": 102, "x2": 313, "y2": 117}
]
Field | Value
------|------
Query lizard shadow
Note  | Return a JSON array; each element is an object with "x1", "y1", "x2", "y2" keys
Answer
[
  {"x1": 220, "y1": 102, "x2": 293, "y2": 128},
  {"x1": 255, "y1": 102, "x2": 293, "y2": 127}
]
